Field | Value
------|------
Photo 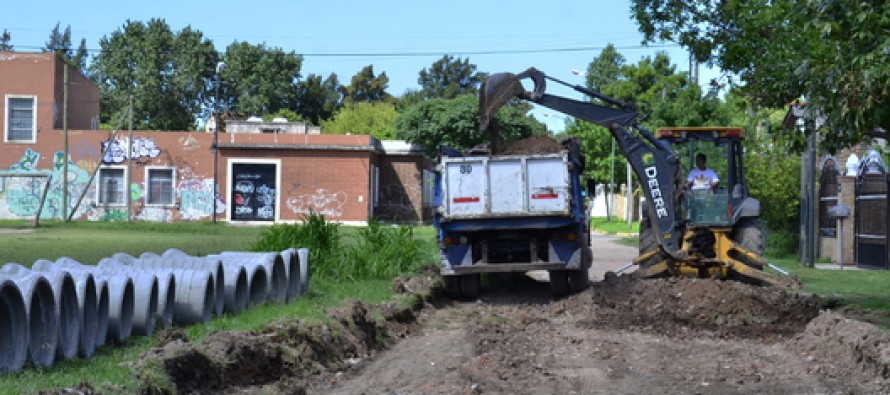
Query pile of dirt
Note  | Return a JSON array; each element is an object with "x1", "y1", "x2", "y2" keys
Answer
[
  {"x1": 559, "y1": 274, "x2": 823, "y2": 341},
  {"x1": 500, "y1": 135, "x2": 563, "y2": 155}
]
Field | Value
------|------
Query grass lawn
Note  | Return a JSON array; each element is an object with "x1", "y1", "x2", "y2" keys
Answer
[
  {"x1": 590, "y1": 217, "x2": 639, "y2": 235},
  {"x1": 0, "y1": 220, "x2": 436, "y2": 393}
]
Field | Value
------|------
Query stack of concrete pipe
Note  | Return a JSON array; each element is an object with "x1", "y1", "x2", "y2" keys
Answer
[{"x1": 0, "y1": 247, "x2": 309, "y2": 374}]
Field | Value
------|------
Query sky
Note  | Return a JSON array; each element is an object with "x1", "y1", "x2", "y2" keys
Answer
[{"x1": 4, "y1": 0, "x2": 718, "y2": 133}]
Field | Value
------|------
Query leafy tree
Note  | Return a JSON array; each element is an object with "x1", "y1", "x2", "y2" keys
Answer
[
  {"x1": 262, "y1": 109, "x2": 303, "y2": 123},
  {"x1": 0, "y1": 29, "x2": 12, "y2": 51},
  {"x1": 321, "y1": 102, "x2": 399, "y2": 140},
  {"x1": 418, "y1": 55, "x2": 485, "y2": 99},
  {"x1": 631, "y1": 0, "x2": 888, "y2": 152},
  {"x1": 90, "y1": 19, "x2": 218, "y2": 130},
  {"x1": 221, "y1": 41, "x2": 303, "y2": 116},
  {"x1": 394, "y1": 94, "x2": 545, "y2": 157},
  {"x1": 342, "y1": 65, "x2": 392, "y2": 103},
  {"x1": 396, "y1": 88, "x2": 425, "y2": 112},
  {"x1": 295, "y1": 73, "x2": 341, "y2": 125},
  {"x1": 44, "y1": 23, "x2": 88, "y2": 70}
]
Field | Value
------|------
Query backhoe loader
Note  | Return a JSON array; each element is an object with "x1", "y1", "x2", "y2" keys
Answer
[{"x1": 479, "y1": 67, "x2": 799, "y2": 288}]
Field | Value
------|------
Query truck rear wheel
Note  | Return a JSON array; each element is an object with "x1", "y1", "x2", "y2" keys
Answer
[
  {"x1": 731, "y1": 218, "x2": 765, "y2": 270},
  {"x1": 568, "y1": 269, "x2": 589, "y2": 292},
  {"x1": 549, "y1": 270, "x2": 569, "y2": 295},
  {"x1": 638, "y1": 217, "x2": 670, "y2": 270},
  {"x1": 443, "y1": 276, "x2": 462, "y2": 298},
  {"x1": 459, "y1": 274, "x2": 480, "y2": 299}
]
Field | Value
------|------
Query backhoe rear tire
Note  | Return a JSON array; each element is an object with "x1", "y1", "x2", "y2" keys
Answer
[
  {"x1": 731, "y1": 218, "x2": 764, "y2": 270},
  {"x1": 638, "y1": 217, "x2": 670, "y2": 270}
]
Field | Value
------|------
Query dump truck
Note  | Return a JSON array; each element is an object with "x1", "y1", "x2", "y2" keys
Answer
[{"x1": 434, "y1": 137, "x2": 592, "y2": 298}]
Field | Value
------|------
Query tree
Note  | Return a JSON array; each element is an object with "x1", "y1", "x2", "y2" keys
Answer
[
  {"x1": 90, "y1": 19, "x2": 218, "y2": 130},
  {"x1": 296, "y1": 73, "x2": 342, "y2": 125},
  {"x1": 418, "y1": 55, "x2": 485, "y2": 99},
  {"x1": 221, "y1": 42, "x2": 303, "y2": 116},
  {"x1": 44, "y1": 23, "x2": 88, "y2": 70},
  {"x1": 321, "y1": 102, "x2": 399, "y2": 140},
  {"x1": 631, "y1": 0, "x2": 887, "y2": 152},
  {"x1": 342, "y1": 65, "x2": 392, "y2": 103},
  {"x1": 0, "y1": 29, "x2": 12, "y2": 51},
  {"x1": 394, "y1": 94, "x2": 545, "y2": 157}
]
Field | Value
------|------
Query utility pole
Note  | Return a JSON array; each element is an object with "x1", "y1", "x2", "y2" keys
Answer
[
  {"x1": 212, "y1": 61, "x2": 225, "y2": 224},
  {"x1": 608, "y1": 138, "x2": 615, "y2": 222},
  {"x1": 127, "y1": 95, "x2": 133, "y2": 222},
  {"x1": 62, "y1": 64, "x2": 69, "y2": 222}
]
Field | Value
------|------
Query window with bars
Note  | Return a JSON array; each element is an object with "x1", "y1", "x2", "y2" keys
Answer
[
  {"x1": 97, "y1": 168, "x2": 125, "y2": 205},
  {"x1": 146, "y1": 168, "x2": 175, "y2": 205},
  {"x1": 5, "y1": 96, "x2": 36, "y2": 142}
]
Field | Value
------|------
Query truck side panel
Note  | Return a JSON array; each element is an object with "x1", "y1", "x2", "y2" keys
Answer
[{"x1": 440, "y1": 154, "x2": 571, "y2": 220}]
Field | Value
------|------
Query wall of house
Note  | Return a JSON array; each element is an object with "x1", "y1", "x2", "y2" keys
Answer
[
  {"x1": 377, "y1": 155, "x2": 429, "y2": 223},
  {"x1": 53, "y1": 57, "x2": 100, "y2": 130},
  {"x1": 0, "y1": 52, "x2": 56, "y2": 140},
  {"x1": 0, "y1": 52, "x2": 98, "y2": 134},
  {"x1": 0, "y1": 130, "x2": 383, "y2": 224}
]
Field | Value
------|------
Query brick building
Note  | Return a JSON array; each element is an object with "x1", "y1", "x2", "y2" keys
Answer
[{"x1": 0, "y1": 52, "x2": 433, "y2": 225}]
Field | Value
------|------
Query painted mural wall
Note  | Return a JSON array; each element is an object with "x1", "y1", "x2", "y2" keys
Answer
[{"x1": 0, "y1": 131, "x2": 381, "y2": 223}]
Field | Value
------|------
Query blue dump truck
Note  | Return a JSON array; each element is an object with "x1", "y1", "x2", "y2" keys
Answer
[{"x1": 434, "y1": 137, "x2": 591, "y2": 298}]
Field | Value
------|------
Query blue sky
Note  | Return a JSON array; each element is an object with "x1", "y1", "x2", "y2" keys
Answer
[{"x1": 4, "y1": 0, "x2": 717, "y2": 132}]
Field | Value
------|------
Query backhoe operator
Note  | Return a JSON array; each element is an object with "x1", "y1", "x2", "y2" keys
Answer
[{"x1": 686, "y1": 153, "x2": 719, "y2": 190}]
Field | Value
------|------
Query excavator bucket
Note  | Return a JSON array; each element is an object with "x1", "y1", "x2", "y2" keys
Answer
[
  {"x1": 479, "y1": 72, "x2": 525, "y2": 131},
  {"x1": 479, "y1": 68, "x2": 547, "y2": 131}
]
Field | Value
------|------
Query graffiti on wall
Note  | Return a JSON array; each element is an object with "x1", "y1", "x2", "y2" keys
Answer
[
  {"x1": 177, "y1": 178, "x2": 225, "y2": 220},
  {"x1": 1, "y1": 149, "x2": 93, "y2": 220},
  {"x1": 102, "y1": 137, "x2": 161, "y2": 163},
  {"x1": 286, "y1": 188, "x2": 347, "y2": 218}
]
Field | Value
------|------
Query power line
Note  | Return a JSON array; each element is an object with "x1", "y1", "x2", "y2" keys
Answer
[{"x1": 9, "y1": 43, "x2": 680, "y2": 58}]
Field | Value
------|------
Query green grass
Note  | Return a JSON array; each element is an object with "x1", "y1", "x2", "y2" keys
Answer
[
  {"x1": 770, "y1": 258, "x2": 890, "y2": 318},
  {"x1": 590, "y1": 217, "x2": 639, "y2": 235},
  {"x1": 0, "y1": 220, "x2": 437, "y2": 393}
]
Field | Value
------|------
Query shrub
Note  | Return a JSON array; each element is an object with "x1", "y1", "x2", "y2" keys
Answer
[{"x1": 251, "y1": 211, "x2": 341, "y2": 278}]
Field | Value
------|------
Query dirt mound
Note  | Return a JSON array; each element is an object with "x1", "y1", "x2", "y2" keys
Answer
[
  {"x1": 500, "y1": 135, "x2": 563, "y2": 155},
  {"x1": 788, "y1": 311, "x2": 890, "y2": 393},
  {"x1": 560, "y1": 274, "x2": 822, "y2": 340}
]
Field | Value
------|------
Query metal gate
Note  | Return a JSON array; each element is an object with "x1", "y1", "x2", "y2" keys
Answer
[
  {"x1": 855, "y1": 152, "x2": 889, "y2": 269},
  {"x1": 819, "y1": 157, "x2": 839, "y2": 237}
]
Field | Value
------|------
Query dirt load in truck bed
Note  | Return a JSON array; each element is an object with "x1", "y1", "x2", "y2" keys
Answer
[
  {"x1": 49, "y1": 239, "x2": 890, "y2": 394},
  {"x1": 500, "y1": 135, "x2": 564, "y2": 155}
]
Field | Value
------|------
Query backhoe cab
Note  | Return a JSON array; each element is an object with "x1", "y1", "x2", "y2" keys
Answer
[{"x1": 479, "y1": 68, "x2": 799, "y2": 289}]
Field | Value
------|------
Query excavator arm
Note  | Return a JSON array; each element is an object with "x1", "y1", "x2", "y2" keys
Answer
[{"x1": 480, "y1": 67, "x2": 685, "y2": 257}]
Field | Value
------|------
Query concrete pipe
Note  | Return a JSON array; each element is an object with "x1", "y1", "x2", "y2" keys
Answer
[
  {"x1": 53, "y1": 258, "x2": 110, "y2": 350},
  {"x1": 105, "y1": 254, "x2": 176, "y2": 328},
  {"x1": 220, "y1": 252, "x2": 287, "y2": 304},
  {"x1": 14, "y1": 262, "x2": 81, "y2": 362},
  {"x1": 0, "y1": 277, "x2": 27, "y2": 374},
  {"x1": 0, "y1": 271, "x2": 57, "y2": 368},
  {"x1": 97, "y1": 259, "x2": 159, "y2": 337},
  {"x1": 279, "y1": 249, "x2": 301, "y2": 301},
  {"x1": 212, "y1": 255, "x2": 270, "y2": 307},
  {"x1": 297, "y1": 248, "x2": 310, "y2": 296},
  {"x1": 206, "y1": 258, "x2": 249, "y2": 314},
  {"x1": 32, "y1": 260, "x2": 98, "y2": 358},
  {"x1": 159, "y1": 250, "x2": 225, "y2": 317},
  {"x1": 53, "y1": 258, "x2": 130, "y2": 345},
  {"x1": 124, "y1": 264, "x2": 214, "y2": 326}
]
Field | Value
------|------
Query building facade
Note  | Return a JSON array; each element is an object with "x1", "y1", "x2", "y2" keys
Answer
[{"x1": 0, "y1": 52, "x2": 433, "y2": 225}]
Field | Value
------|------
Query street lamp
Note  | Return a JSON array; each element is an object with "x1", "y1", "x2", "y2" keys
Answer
[{"x1": 212, "y1": 61, "x2": 225, "y2": 224}]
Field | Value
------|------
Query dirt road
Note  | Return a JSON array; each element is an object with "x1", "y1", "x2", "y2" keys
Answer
[
  {"x1": 318, "y1": 235, "x2": 889, "y2": 395},
  {"x1": 123, "y1": 235, "x2": 889, "y2": 395}
]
